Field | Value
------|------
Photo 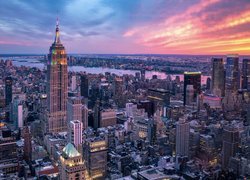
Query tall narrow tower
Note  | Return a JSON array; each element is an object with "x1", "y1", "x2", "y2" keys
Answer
[{"x1": 46, "y1": 19, "x2": 68, "y2": 133}]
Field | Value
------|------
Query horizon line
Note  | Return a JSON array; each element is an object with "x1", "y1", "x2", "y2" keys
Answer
[{"x1": 1, "y1": 53, "x2": 250, "y2": 57}]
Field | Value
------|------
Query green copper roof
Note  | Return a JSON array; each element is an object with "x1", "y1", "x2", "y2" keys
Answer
[{"x1": 62, "y1": 143, "x2": 80, "y2": 158}]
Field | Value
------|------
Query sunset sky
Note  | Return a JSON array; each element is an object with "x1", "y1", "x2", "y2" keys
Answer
[{"x1": 0, "y1": 0, "x2": 250, "y2": 54}]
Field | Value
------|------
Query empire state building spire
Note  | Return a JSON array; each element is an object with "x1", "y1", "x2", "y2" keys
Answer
[{"x1": 54, "y1": 18, "x2": 61, "y2": 44}]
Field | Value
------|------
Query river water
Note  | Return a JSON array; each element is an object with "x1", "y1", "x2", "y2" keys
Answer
[{"x1": 8, "y1": 58, "x2": 209, "y2": 84}]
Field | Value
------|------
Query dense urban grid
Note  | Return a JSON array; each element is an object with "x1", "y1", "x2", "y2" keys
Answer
[{"x1": 0, "y1": 20, "x2": 250, "y2": 180}]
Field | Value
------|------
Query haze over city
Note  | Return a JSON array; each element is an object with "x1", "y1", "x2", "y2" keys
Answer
[{"x1": 1, "y1": 0, "x2": 250, "y2": 54}]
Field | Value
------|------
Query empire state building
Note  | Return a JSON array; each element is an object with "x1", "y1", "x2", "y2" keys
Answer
[{"x1": 46, "y1": 19, "x2": 68, "y2": 133}]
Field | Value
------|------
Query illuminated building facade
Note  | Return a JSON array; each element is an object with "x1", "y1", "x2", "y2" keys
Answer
[
  {"x1": 183, "y1": 72, "x2": 201, "y2": 106},
  {"x1": 84, "y1": 138, "x2": 107, "y2": 179},
  {"x1": 46, "y1": 20, "x2": 68, "y2": 133},
  {"x1": 211, "y1": 58, "x2": 225, "y2": 97},
  {"x1": 59, "y1": 143, "x2": 89, "y2": 179}
]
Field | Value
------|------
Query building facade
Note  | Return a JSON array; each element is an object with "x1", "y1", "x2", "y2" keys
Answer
[
  {"x1": 211, "y1": 58, "x2": 225, "y2": 97},
  {"x1": 183, "y1": 72, "x2": 201, "y2": 105},
  {"x1": 81, "y1": 73, "x2": 89, "y2": 98},
  {"x1": 225, "y1": 55, "x2": 239, "y2": 92},
  {"x1": 84, "y1": 137, "x2": 107, "y2": 179},
  {"x1": 222, "y1": 125, "x2": 240, "y2": 169},
  {"x1": 5, "y1": 76, "x2": 12, "y2": 106},
  {"x1": 46, "y1": 20, "x2": 68, "y2": 133},
  {"x1": 70, "y1": 120, "x2": 83, "y2": 148},
  {"x1": 176, "y1": 117, "x2": 190, "y2": 157},
  {"x1": 59, "y1": 143, "x2": 88, "y2": 179},
  {"x1": 67, "y1": 97, "x2": 83, "y2": 128},
  {"x1": 242, "y1": 59, "x2": 250, "y2": 90}
]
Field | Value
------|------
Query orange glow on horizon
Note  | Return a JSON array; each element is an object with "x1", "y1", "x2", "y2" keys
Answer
[{"x1": 123, "y1": 1, "x2": 250, "y2": 55}]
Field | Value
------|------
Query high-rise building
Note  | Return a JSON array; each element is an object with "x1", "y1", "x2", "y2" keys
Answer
[
  {"x1": 81, "y1": 73, "x2": 89, "y2": 98},
  {"x1": 82, "y1": 104, "x2": 89, "y2": 130},
  {"x1": 211, "y1": 58, "x2": 225, "y2": 97},
  {"x1": 185, "y1": 85, "x2": 195, "y2": 106},
  {"x1": 176, "y1": 117, "x2": 190, "y2": 157},
  {"x1": 206, "y1": 77, "x2": 211, "y2": 91},
  {"x1": 242, "y1": 59, "x2": 250, "y2": 90},
  {"x1": 148, "y1": 88, "x2": 171, "y2": 107},
  {"x1": 71, "y1": 75, "x2": 77, "y2": 91},
  {"x1": 222, "y1": 125, "x2": 240, "y2": 169},
  {"x1": 67, "y1": 97, "x2": 83, "y2": 127},
  {"x1": 59, "y1": 143, "x2": 88, "y2": 179},
  {"x1": 23, "y1": 126, "x2": 32, "y2": 162},
  {"x1": 114, "y1": 77, "x2": 123, "y2": 96},
  {"x1": 100, "y1": 109, "x2": 116, "y2": 128},
  {"x1": 5, "y1": 76, "x2": 12, "y2": 106},
  {"x1": 183, "y1": 72, "x2": 201, "y2": 105},
  {"x1": 69, "y1": 120, "x2": 83, "y2": 148},
  {"x1": 225, "y1": 55, "x2": 240, "y2": 92},
  {"x1": 0, "y1": 129, "x2": 19, "y2": 174},
  {"x1": 141, "y1": 69, "x2": 146, "y2": 81},
  {"x1": 84, "y1": 137, "x2": 107, "y2": 179},
  {"x1": 10, "y1": 97, "x2": 23, "y2": 129},
  {"x1": 93, "y1": 99, "x2": 101, "y2": 130},
  {"x1": 46, "y1": 19, "x2": 68, "y2": 133}
]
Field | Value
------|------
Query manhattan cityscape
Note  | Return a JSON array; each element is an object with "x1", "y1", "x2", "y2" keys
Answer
[{"x1": 0, "y1": 1, "x2": 250, "y2": 180}]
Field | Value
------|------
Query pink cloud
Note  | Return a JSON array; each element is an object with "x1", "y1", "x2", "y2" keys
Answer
[{"x1": 123, "y1": 0, "x2": 250, "y2": 54}]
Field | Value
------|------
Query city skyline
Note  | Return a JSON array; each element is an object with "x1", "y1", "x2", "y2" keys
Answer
[{"x1": 0, "y1": 0, "x2": 250, "y2": 55}]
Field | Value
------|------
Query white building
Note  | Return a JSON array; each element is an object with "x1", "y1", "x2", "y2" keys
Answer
[
  {"x1": 17, "y1": 104, "x2": 23, "y2": 128},
  {"x1": 70, "y1": 120, "x2": 83, "y2": 148}
]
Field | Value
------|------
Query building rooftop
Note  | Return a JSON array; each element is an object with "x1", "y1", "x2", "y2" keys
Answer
[
  {"x1": 62, "y1": 143, "x2": 80, "y2": 158},
  {"x1": 137, "y1": 168, "x2": 169, "y2": 180}
]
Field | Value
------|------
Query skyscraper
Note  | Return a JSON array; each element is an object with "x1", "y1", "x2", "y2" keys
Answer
[
  {"x1": 222, "y1": 125, "x2": 240, "y2": 169},
  {"x1": 183, "y1": 72, "x2": 201, "y2": 105},
  {"x1": 93, "y1": 99, "x2": 101, "y2": 130},
  {"x1": 81, "y1": 73, "x2": 89, "y2": 98},
  {"x1": 211, "y1": 58, "x2": 225, "y2": 97},
  {"x1": 69, "y1": 120, "x2": 83, "y2": 148},
  {"x1": 5, "y1": 76, "x2": 12, "y2": 106},
  {"x1": 23, "y1": 126, "x2": 32, "y2": 162},
  {"x1": 67, "y1": 97, "x2": 84, "y2": 128},
  {"x1": 206, "y1": 77, "x2": 211, "y2": 91},
  {"x1": 141, "y1": 69, "x2": 146, "y2": 81},
  {"x1": 46, "y1": 19, "x2": 68, "y2": 133},
  {"x1": 176, "y1": 117, "x2": 190, "y2": 157},
  {"x1": 185, "y1": 85, "x2": 195, "y2": 106},
  {"x1": 242, "y1": 59, "x2": 250, "y2": 90},
  {"x1": 71, "y1": 75, "x2": 77, "y2": 91},
  {"x1": 225, "y1": 55, "x2": 239, "y2": 92},
  {"x1": 10, "y1": 97, "x2": 23, "y2": 129},
  {"x1": 114, "y1": 77, "x2": 123, "y2": 96}
]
